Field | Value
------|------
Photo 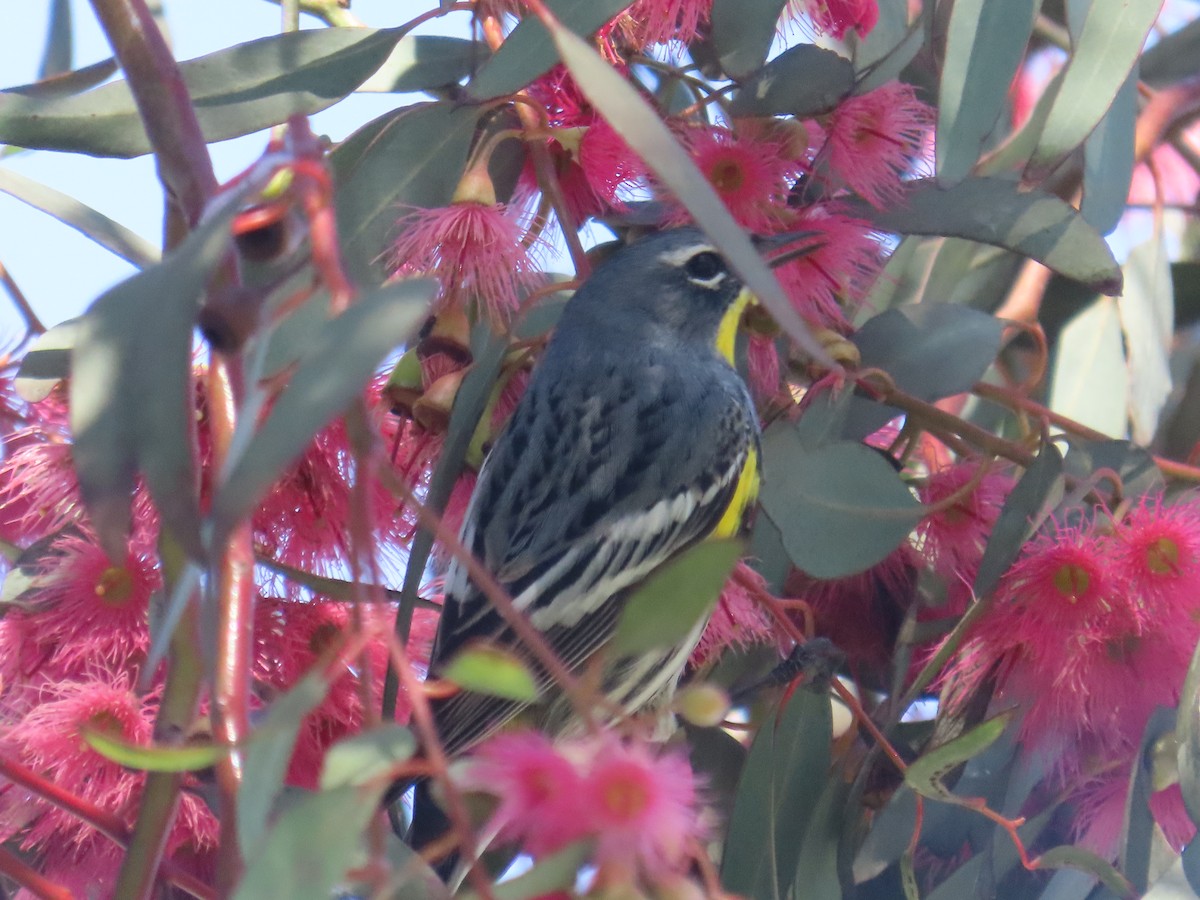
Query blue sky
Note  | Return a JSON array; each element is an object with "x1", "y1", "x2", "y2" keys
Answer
[{"x1": 0, "y1": 0, "x2": 468, "y2": 339}]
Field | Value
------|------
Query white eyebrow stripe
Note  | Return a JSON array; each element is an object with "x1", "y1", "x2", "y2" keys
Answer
[{"x1": 657, "y1": 243, "x2": 717, "y2": 267}]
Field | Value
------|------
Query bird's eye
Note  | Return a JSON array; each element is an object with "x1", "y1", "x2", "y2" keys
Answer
[{"x1": 684, "y1": 251, "x2": 725, "y2": 283}]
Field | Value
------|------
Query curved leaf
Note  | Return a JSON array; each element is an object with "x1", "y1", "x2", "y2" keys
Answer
[
  {"x1": 1141, "y1": 17, "x2": 1200, "y2": 88},
  {"x1": 330, "y1": 102, "x2": 480, "y2": 286},
  {"x1": 212, "y1": 278, "x2": 433, "y2": 536},
  {"x1": 937, "y1": 0, "x2": 1038, "y2": 184},
  {"x1": 1048, "y1": 296, "x2": 1129, "y2": 438},
  {"x1": 38, "y1": 0, "x2": 72, "y2": 81},
  {"x1": 358, "y1": 35, "x2": 488, "y2": 93},
  {"x1": 761, "y1": 427, "x2": 924, "y2": 579},
  {"x1": 4, "y1": 58, "x2": 117, "y2": 100},
  {"x1": 15, "y1": 317, "x2": 81, "y2": 402},
  {"x1": 721, "y1": 683, "x2": 833, "y2": 899},
  {"x1": 69, "y1": 190, "x2": 250, "y2": 560},
  {"x1": 711, "y1": 0, "x2": 788, "y2": 79},
  {"x1": 233, "y1": 784, "x2": 381, "y2": 900},
  {"x1": 467, "y1": 0, "x2": 634, "y2": 100},
  {"x1": 1034, "y1": 846, "x2": 1135, "y2": 898},
  {"x1": 0, "y1": 28, "x2": 403, "y2": 157},
  {"x1": 320, "y1": 724, "x2": 417, "y2": 790},
  {"x1": 442, "y1": 645, "x2": 541, "y2": 703},
  {"x1": 854, "y1": 304, "x2": 1005, "y2": 401},
  {"x1": 0, "y1": 166, "x2": 158, "y2": 268},
  {"x1": 973, "y1": 442, "x2": 1063, "y2": 598},
  {"x1": 612, "y1": 539, "x2": 742, "y2": 656},
  {"x1": 729, "y1": 44, "x2": 853, "y2": 118},
  {"x1": 854, "y1": 177, "x2": 1122, "y2": 294},
  {"x1": 1026, "y1": 0, "x2": 1161, "y2": 178},
  {"x1": 467, "y1": 843, "x2": 591, "y2": 900},
  {"x1": 1118, "y1": 237, "x2": 1174, "y2": 445},
  {"x1": 83, "y1": 727, "x2": 226, "y2": 773},
  {"x1": 906, "y1": 712, "x2": 1014, "y2": 800},
  {"x1": 239, "y1": 670, "x2": 331, "y2": 856},
  {"x1": 1081, "y1": 69, "x2": 1137, "y2": 236}
]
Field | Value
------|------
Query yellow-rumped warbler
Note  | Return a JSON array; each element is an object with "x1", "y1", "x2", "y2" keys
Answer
[{"x1": 410, "y1": 227, "x2": 762, "y2": 849}]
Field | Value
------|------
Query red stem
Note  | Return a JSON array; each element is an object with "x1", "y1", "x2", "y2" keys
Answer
[
  {"x1": 0, "y1": 755, "x2": 213, "y2": 899},
  {"x1": 0, "y1": 845, "x2": 72, "y2": 900},
  {"x1": 206, "y1": 357, "x2": 254, "y2": 895}
]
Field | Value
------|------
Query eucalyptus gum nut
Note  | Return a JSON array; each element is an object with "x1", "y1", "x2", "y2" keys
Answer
[
  {"x1": 412, "y1": 368, "x2": 466, "y2": 433},
  {"x1": 383, "y1": 348, "x2": 424, "y2": 417},
  {"x1": 421, "y1": 306, "x2": 473, "y2": 361}
]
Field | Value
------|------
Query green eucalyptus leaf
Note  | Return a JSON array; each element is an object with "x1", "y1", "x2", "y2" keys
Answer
[
  {"x1": 6, "y1": 58, "x2": 117, "y2": 100},
  {"x1": 14, "y1": 317, "x2": 82, "y2": 402},
  {"x1": 1118, "y1": 237, "x2": 1174, "y2": 445},
  {"x1": 1048, "y1": 296, "x2": 1129, "y2": 439},
  {"x1": 441, "y1": 644, "x2": 541, "y2": 703},
  {"x1": 358, "y1": 35, "x2": 487, "y2": 93},
  {"x1": 0, "y1": 28, "x2": 404, "y2": 157},
  {"x1": 761, "y1": 427, "x2": 925, "y2": 579},
  {"x1": 0, "y1": 166, "x2": 158, "y2": 268},
  {"x1": 854, "y1": 0, "x2": 917, "y2": 86},
  {"x1": 1141, "y1": 17, "x2": 1200, "y2": 88},
  {"x1": 1176, "y1": 627, "x2": 1200, "y2": 826},
  {"x1": 791, "y1": 778, "x2": 850, "y2": 899},
  {"x1": 711, "y1": 0, "x2": 788, "y2": 79},
  {"x1": 1081, "y1": 69, "x2": 1137, "y2": 236},
  {"x1": 855, "y1": 303, "x2": 1005, "y2": 400},
  {"x1": 466, "y1": 842, "x2": 591, "y2": 900},
  {"x1": 1060, "y1": 439, "x2": 1163, "y2": 498},
  {"x1": 926, "y1": 807, "x2": 1056, "y2": 900},
  {"x1": 612, "y1": 539, "x2": 742, "y2": 657},
  {"x1": 852, "y1": 177, "x2": 1122, "y2": 294},
  {"x1": 330, "y1": 102, "x2": 480, "y2": 286},
  {"x1": 1121, "y1": 708, "x2": 1178, "y2": 894},
  {"x1": 239, "y1": 670, "x2": 331, "y2": 856},
  {"x1": 320, "y1": 724, "x2": 417, "y2": 790},
  {"x1": 69, "y1": 190, "x2": 249, "y2": 560},
  {"x1": 1026, "y1": 0, "x2": 1160, "y2": 178},
  {"x1": 685, "y1": 724, "x2": 748, "y2": 828},
  {"x1": 1144, "y1": 840, "x2": 1200, "y2": 897},
  {"x1": 729, "y1": 44, "x2": 853, "y2": 117},
  {"x1": 38, "y1": 0, "x2": 72, "y2": 81},
  {"x1": 905, "y1": 711, "x2": 1014, "y2": 800},
  {"x1": 233, "y1": 784, "x2": 382, "y2": 900},
  {"x1": 467, "y1": 0, "x2": 634, "y2": 100},
  {"x1": 854, "y1": 787, "x2": 920, "y2": 882},
  {"x1": 721, "y1": 683, "x2": 833, "y2": 899},
  {"x1": 83, "y1": 728, "x2": 226, "y2": 773},
  {"x1": 212, "y1": 279, "x2": 432, "y2": 537},
  {"x1": 977, "y1": 68, "x2": 1065, "y2": 176},
  {"x1": 1034, "y1": 846, "x2": 1135, "y2": 898},
  {"x1": 547, "y1": 19, "x2": 829, "y2": 364},
  {"x1": 855, "y1": 18, "x2": 924, "y2": 94},
  {"x1": 973, "y1": 442, "x2": 1063, "y2": 598},
  {"x1": 937, "y1": 0, "x2": 1038, "y2": 184}
]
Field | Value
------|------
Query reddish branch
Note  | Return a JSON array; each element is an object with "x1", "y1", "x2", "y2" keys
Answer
[{"x1": 88, "y1": 0, "x2": 218, "y2": 241}]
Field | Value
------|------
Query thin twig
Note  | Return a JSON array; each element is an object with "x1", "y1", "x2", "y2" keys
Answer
[{"x1": 0, "y1": 259, "x2": 45, "y2": 335}]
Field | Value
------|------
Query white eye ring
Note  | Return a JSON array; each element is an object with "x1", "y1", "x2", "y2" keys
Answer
[{"x1": 687, "y1": 270, "x2": 727, "y2": 290}]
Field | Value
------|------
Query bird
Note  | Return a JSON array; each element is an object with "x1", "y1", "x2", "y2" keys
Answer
[{"x1": 407, "y1": 226, "x2": 763, "y2": 857}]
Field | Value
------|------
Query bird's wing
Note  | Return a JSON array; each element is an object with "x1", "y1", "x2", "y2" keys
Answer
[{"x1": 428, "y1": 360, "x2": 756, "y2": 756}]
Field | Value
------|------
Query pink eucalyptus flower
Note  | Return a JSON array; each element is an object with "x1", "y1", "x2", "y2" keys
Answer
[{"x1": 824, "y1": 82, "x2": 932, "y2": 209}]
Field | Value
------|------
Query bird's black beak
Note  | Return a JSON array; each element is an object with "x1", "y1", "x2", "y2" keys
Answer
[{"x1": 752, "y1": 230, "x2": 825, "y2": 268}]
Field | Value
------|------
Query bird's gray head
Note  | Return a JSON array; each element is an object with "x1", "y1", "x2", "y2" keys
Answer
[{"x1": 562, "y1": 228, "x2": 746, "y2": 346}]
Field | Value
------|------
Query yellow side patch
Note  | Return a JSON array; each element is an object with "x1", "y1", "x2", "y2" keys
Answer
[
  {"x1": 712, "y1": 445, "x2": 760, "y2": 540},
  {"x1": 715, "y1": 288, "x2": 753, "y2": 366}
]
